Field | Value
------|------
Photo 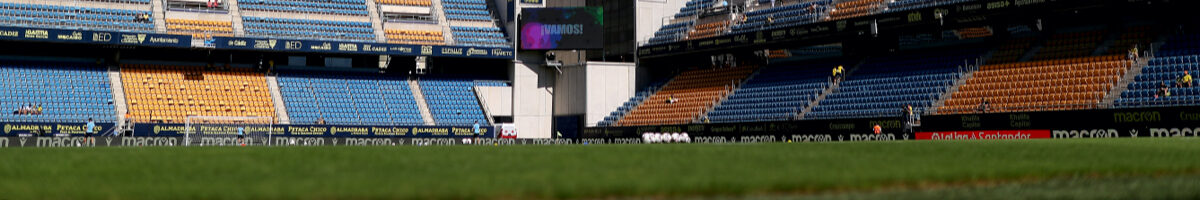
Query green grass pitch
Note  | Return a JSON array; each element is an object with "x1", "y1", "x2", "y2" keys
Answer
[{"x1": 2, "y1": 138, "x2": 1199, "y2": 199}]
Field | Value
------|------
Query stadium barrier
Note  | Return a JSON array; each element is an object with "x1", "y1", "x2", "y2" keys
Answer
[
  {"x1": 583, "y1": 106, "x2": 1200, "y2": 143},
  {"x1": 0, "y1": 137, "x2": 574, "y2": 147},
  {"x1": 0, "y1": 123, "x2": 492, "y2": 138}
]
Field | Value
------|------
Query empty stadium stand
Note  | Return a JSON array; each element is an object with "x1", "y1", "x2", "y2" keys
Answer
[
  {"x1": 0, "y1": 61, "x2": 116, "y2": 123},
  {"x1": 827, "y1": 0, "x2": 883, "y2": 21},
  {"x1": 1114, "y1": 34, "x2": 1200, "y2": 108},
  {"x1": 648, "y1": 21, "x2": 692, "y2": 45},
  {"x1": 706, "y1": 61, "x2": 836, "y2": 123},
  {"x1": 807, "y1": 52, "x2": 977, "y2": 119},
  {"x1": 884, "y1": 0, "x2": 973, "y2": 13},
  {"x1": 988, "y1": 36, "x2": 1035, "y2": 64},
  {"x1": 940, "y1": 55, "x2": 1127, "y2": 114},
  {"x1": 1029, "y1": 30, "x2": 1106, "y2": 61},
  {"x1": 688, "y1": 21, "x2": 728, "y2": 39},
  {"x1": 598, "y1": 80, "x2": 669, "y2": 127},
  {"x1": 450, "y1": 26, "x2": 508, "y2": 48},
  {"x1": 385, "y1": 29, "x2": 444, "y2": 45},
  {"x1": 376, "y1": 0, "x2": 432, "y2": 6},
  {"x1": 0, "y1": 2, "x2": 154, "y2": 32},
  {"x1": 277, "y1": 72, "x2": 424, "y2": 125},
  {"x1": 731, "y1": 0, "x2": 829, "y2": 34},
  {"x1": 165, "y1": 18, "x2": 233, "y2": 39},
  {"x1": 617, "y1": 66, "x2": 756, "y2": 126},
  {"x1": 242, "y1": 16, "x2": 375, "y2": 41},
  {"x1": 120, "y1": 64, "x2": 275, "y2": 123},
  {"x1": 440, "y1": 0, "x2": 509, "y2": 48},
  {"x1": 236, "y1": 0, "x2": 369, "y2": 15},
  {"x1": 419, "y1": 78, "x2": 490, "y2": 126}
]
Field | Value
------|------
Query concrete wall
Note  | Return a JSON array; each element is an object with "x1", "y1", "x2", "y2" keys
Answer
[
  {"x1": 584, "y1": 62, "x2": 636, "y2": 127},
  {"x1": 635, "y1": 0, "x2": 688, "y2": 45},
  {"x1": 512, "y1": 51, "x2": 553, "y2": 138},
  {"x1": 553, "y1": 64, "x2": 587, "y2": 115},
  {"x1": 477, "y1": 86, "x2": 513, "y2": 116}
]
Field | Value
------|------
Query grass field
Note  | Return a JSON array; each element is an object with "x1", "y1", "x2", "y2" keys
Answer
[{"x1": 2, "y1": 138, "x2": 1200, "y2": 199}]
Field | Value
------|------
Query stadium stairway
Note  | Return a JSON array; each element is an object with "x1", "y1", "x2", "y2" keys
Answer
[
  {"x1": 365, "y1": 0, "x2": 386, "y2": 43},
  {"x1": 151, "y1": 0, "x2": 167, "y2": 32},
  {"x1": 430, "y1": 0, "x2": 455, "y2": 44},
  {"x1": 929, "y1": 63, "x2": 976, "y2": 114},
  {"x1": 109, "y1": 65, "x2": 129, "y2": 128},
  {"x1": 228, "y1": 0, "x2": 246, "y2": 36},
  {"x1": 409, "y1": 78, "x2": 436, "y2": 125},
  {"x1": 266, "y1": 75, "x2": 291, "y2": 124},
  {"x1": 472, "y1": 83, "x2": 495, "y2": 125},
  {"x1": 1101, "y1": 57, "x2": 1146, "y2": 108},
  {"x1": 798, "y1": 60, "x2": 864, "y2": 119}
]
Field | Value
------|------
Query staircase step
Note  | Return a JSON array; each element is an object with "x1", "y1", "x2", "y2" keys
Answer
[{"x1": 409, "y1": 78, "x2": 436, "y2": 126}]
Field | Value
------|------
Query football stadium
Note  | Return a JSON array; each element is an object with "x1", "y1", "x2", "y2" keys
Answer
[{"x1": 1, "y1": 0, "x2": 1200, "y2": 199}]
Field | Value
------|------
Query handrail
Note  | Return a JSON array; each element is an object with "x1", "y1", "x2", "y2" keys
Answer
[{"x1": 472, "y1": 84, "x2": 496, "y2": 126}]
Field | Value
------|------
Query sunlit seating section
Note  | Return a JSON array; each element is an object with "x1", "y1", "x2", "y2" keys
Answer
[
  {"x1": 121, "y1": 64, "x2": 275, "y2": 123},
  {"x1": 376, "y1": 0, "x2": 431, "y2": 6},
  {"x1": 0, "y1": 2, "x2": 154, "y2": 32},
  {"x1": 236, "y1": 0, "x2": 369, "y2": 15},
  {"x1": 166, "y1": 18, "x2": 234, "y2": 39},
  {"x1": 277, "y1": 72, "x2": 424, "y2": 126},
  {"x1": 0, "y1": 62, "x2": 115, "y2": 123},
  {"x1": 242, "y1": 16, "x2": 375, "y2": 41},
  {"x1": 385, "y1": 29, "x2": 444, "y2": 45}
]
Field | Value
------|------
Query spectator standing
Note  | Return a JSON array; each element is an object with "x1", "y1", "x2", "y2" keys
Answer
[
  {"x1": 237, "y1": 126, "x2": 245, "y2": 146},
  {"x1": 85, "y1": 118, "x2": 96, "y2": 146},
  {"x1": 473, "y1": 120, "x2": 481, "y2": 140},
  {"x1": 35, "y1": 104, "x2": 42, "y2": 115}
]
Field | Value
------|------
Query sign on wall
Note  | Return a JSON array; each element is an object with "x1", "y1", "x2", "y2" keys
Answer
[{"x1": 520, "y1": 7, "x2": 603, "y2": 50}]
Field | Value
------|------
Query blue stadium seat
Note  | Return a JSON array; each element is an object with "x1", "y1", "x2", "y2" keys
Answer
[
  {"x1": 1114, "y1": 34, "x2": 1200, "y2": 108},
  {"x1": 705, "y1": 61, "x2": 838, "y2": 123},
  {"x1": 241, "y1": 16, "x2": 375, "y2": 42},
  {"x1": 806, "y1": 52, "x2": 980, "y2": 119},
  {"x1": 419, "y1": 78, "x2": 490, "y2": 126},
  {"x1": 277, "y1": 72, "x2": 424, "y2": 126},
  {"x1": 0, "y1": 61, "x2": 116, "y2": 123}
]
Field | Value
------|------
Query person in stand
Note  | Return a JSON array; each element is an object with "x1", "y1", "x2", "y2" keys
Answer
[
  {"x1": 667, "y1": 94, "x2": 678, "y2": 104},
  {"x1": 1156, "y1": 82, "x2": 1171, "y2": 99},
  {"x1": 1128, "y1": 45, "x2": 1139, "y2": 60},
  {"x1": 977, "y1": 98, "x2": 989, "y2": 113},
  {"x1": 85, "y1": 118, "x2": 96, "y2": 146},
  {"x1": 1178, "y1": 71, "x2": 1193, "y2": 88},
  {"x1": 35, "y1": 104, "x2": 42, "y2": 115},
  {"x1": 316, "y1": 117, "x2": 327, "y2": 125}
]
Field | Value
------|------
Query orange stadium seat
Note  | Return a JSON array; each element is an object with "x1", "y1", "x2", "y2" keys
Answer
[
  {"x1": 938, "y1": 56, "x2": 1128, "y2": 114},
  {"x1": 616, "y1": 66, "x2": 756, "y2": 126},
  {"x1": 165, "y1": 18, "x2": 235, "y2": 39},
  {"x1": 120, "y1": 64, "x2": 276, "y2": 123},
  {"x1": 385, "y1": 29, "x2": 445, "y2": 45}
]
